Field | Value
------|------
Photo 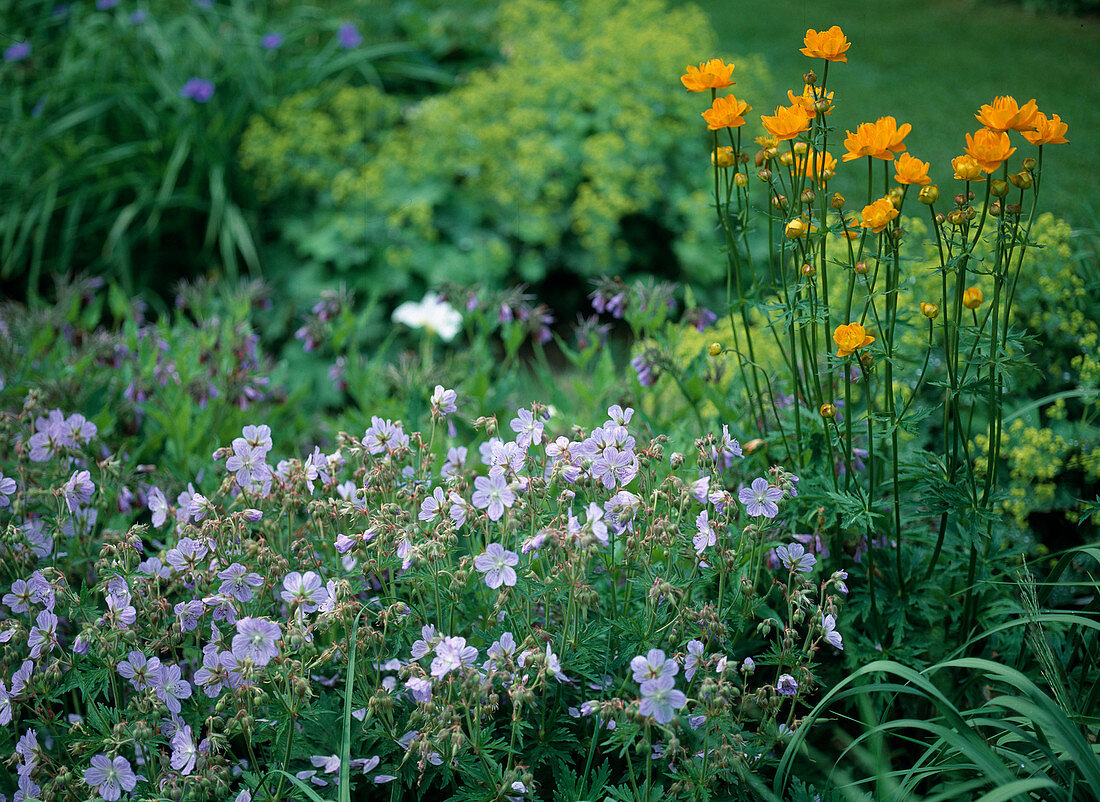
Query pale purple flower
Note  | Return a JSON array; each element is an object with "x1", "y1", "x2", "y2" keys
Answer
[
  {"x1": 693, "y1": 510, "x2": 716, "y2": 555},
  {"x1": 430, "y1": 385, "x2": 457, "y2": 417},
  {"x1": 741, "y1": 656, "x2": 755, "y2": 674},
  {"x1": 166, "y1": 537, "x2": 208, "y2": 573},
  {"x1": 0, "y1": 472, "x2": 17, "y2": 507},
  {"x1": 97, "y1": 0, "x2": 120, "y2": 8},
  {"x1": 832, "y1": 569, "x2": 849, "y2": 594},
  {"x1": 281, "y1": 571, "x2": 328, "y2": 614},
  {"x1": 337, "y1": 23, "x2": 361, "y2": 48},
  {"x1": 822, "y1": 614, "x2": 843, "y2": 650},
  {"x1": 638, "y1": 675, "x2": 687, "y2": 724},
  {"x1": 777, "y1": 674, "x2": 799, "y2": 696},
  {"x1": 430, "y1": 636, "x2": 478, "y2": 678},
  {"x1": 631, "y1": 649, "x2": 677, "y2": 683},
  {"x1": 232, "y1": 617, "x2": 281, "y2": 666},
  {"x1": 713, "y1": 425, "x2": 744, "y2": 468},
  {"x1": 179, "y1": 78, "x2": 215, "y2": 103},
  {"x1": 4, "y1": 42, "x2": 30, "y2": 63},
  {"x1": 155, "y1": 664, "x2": 192, "y2": 714},
  {"x1": 440, "y1": 446, "x2": 467, "y2": 479},
  {"x1": 4, "y1": 580, "x2": 32, "y2": 614},
  {"x1": 472, "y1": 471, "x2": 515, "y2": 521},
  {"x1": 261, "y1": 32, "x2": 284, "y2": 50},
  {"x1": 28, "y1": 571, "x2": 54, "y2": 610},
  {"x1": 362, "y1": 416, "x2": 408, "y2": 455},
  {"x1": 776, "y1": 542, "x2": 816, "y2": 574},
  {"x1": 118, "y1": 652, "x2": 163, "y2": 691},
  {"x1": 147, "y1": 487, "x2": 169, "y2": 527},
  {"x1": 218, "y1": 563, "x2": 264, "y2": 603},
  {"x1": 138, "y1": 556, "x2": 171, "y2": 579},
  {"x1": 27, "y1": 609, "x2": 57, "y2": 659},
  {"x1": 171, "y1": 725, "x2": 197, "y2": 774},
  {"x1": 242, "y1": 424, "x2": 273, "y2": 455},
  {"x1": 174, "y1": 600, "x2": 204, "y2": 632},
  {"x1": 419, "y1": 487, "x2": 447, "y2": 522},
  {"x1": 509, "y1": 408, "x2": 544, "y2": 448},
  {"x1": 63, "y1": 469, "x2": 95, "y2": 513},
  {"x1": 84, "y1": 754, "x2": 137, "y2": 801},
  {"x1": 225, "y1": 440, "x2": 270, "y2": 488},
  {"x1": 193, "y1": 649, "x2": 230, "y2": 698},
  {"x1": 107, "y1": 592, "x2": 137, "y2": 629},
  {"x1": 130, "y1": 9, "x2": 147, "y2": 24},
  {"x1": 473, "y1": 543, "x2": 519, "y2": 589},
  {"x1": 448, "y1": 491, "x2": 468, "y2": 529},
  {"x1": 10, "y1": 660, "x2": 33, "y2": 697},
  {"x1": 0, "y1": 680, "x2": 10, "y2": 725},
  {"x1": 406, "y1": 677, "x2": 432, "y2": 703},
  {"x1": 738, "y1": 477, "x2": 783, "y2": 518},
  {"x1": 311, "y1": 754, "x2": 340, "y2": 774},
  {"x1": 684, "y1": 640, "x2": 705, "y2": 681},
  {"x1": 590, "y1": 446, "x2": 638, "y2": 490}
]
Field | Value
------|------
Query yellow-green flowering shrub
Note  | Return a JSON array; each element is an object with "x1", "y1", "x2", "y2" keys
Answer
[{"x1": 239, "y1": 0, "x2": 766, "y2": 299}]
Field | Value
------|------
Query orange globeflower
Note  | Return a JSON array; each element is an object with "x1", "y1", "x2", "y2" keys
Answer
[
  {"x1": 702, "y1": 94, "x2": 752, "y2": 130},
  {"x1": 788, "y1": 84, "x2": 834, "y2": 119},
  {"x1": 761, "y1": 104, "x2": 811, "y2": 141},
  {"x1": 681, "y1": 59, "x2": 735, "y2": 93},
  {"x1": 794, "y1": 149, "x2": 837, "y2": 183},
  {"x1": 1021, "y1": 111, "x2": 1069, "y2": 145},
  {"x1": 975, "y1": 96, "x2": 1039, "y2": 133},
  {"x1": 860, "y1": 197, "x2": 899, "y2": 233},
  {"x1": 842, "y1": 116, "x2": 910, "y2": 162},
  {"x1": 894, "y1": 152, "x2": 931, "y2": 185},
  {"x1": 834, "y1": 322, "x2": 875, "y2": 358},
  {"x1": 800, "y1": 26, "x2": 851, "y2": 63},
  {"x1": 952, "y1": 154, "x2": 986, "y2": 181},
  {"x1": 965, "y1": 129, "x2": 1016, "y2": 173}
]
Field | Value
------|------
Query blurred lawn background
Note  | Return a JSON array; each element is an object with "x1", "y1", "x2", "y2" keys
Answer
[{"x1": 684, "y1": 0, "x2": 1100, "y2": 227}]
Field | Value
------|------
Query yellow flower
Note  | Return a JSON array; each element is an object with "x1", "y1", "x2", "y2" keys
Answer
[
  {"x1": 951, "y1": 154, "x2": 986, "y2": 182},
  {"x1": 1021, "y1": 111, "x2": 1069, "y2": 146},
  {"x1": 702, "y1": 94, "x2": 752, "y2": 130},
  {"x1": 712, "y1": 146, "x2": 736, "y2": 168},
  {"x1": 787, "y1": 84, "x2": 834, "y2": 119},
  {"x1": 761, "y1": 104, "x2": 810, "y2": 141},
  {"x1": 920, "y1": 302, "x2": 940, "y2": 319},
  {"x1": 860, "y1": 197, "x2": 899, "y2": 233},
  {"x1": 794, "y1": 149, "x2": 837, "y2": 183},
  {"x1": 842, "y1": 116, "x2": 911, "y2": 162},
  {"x1": 964, "y1": 129, "x2": 1016, "y2": 173},
  {"x1": 962, "y1": 286, "x2": 984, "y2": 309},
  {"x1": 975, "y1": 96, "x2": 1039, "y2": 133},
  {"x1": 894, "y1": 152, "x2": 931, "y2": 185},
  {"x1": 681, "y1": 59, "x2": 735, "y2": 92},
  {"x1": 800, "y1": 26, "x2": 851, "y2": 63},
  {"x1": 833, "y1": 322, "x2": 875, "y2": 358}
]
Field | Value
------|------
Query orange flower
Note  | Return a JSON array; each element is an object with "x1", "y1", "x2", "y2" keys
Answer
[
  {"x1": 761, "y1": 104, "x2": 810, "y2": 141},
  {"x1": 951, "y1": 154, "x2": 986, "y2": 182},
  {"x1": 842, "y1": 116, "x2": 911, "y2": 162},
  {"x1": 787, "y1": 84, "x2": 834, "y2": 119},
  {"x1": 833, "y1": 322, "x2": 875, "y2": 358},
  {"x1": 800, "y1": 26, "x2": 851, "y2": 63},
  {"x1": 975, "y1": 96, "x2": 1039, "y2": 133},
  {"x1": 794, "y1": 149, "x2": 837, "y2": 183},
  {"x1": 962, "y1": 286, "x2": 983, "y2": 309},
  {"x1": 860, "y1": 197, "x2": 899, "y2": 233},
  {"x1": 702, "y1": 94, "x2": 752, "y2": 130},
  {"x1": 681, "y1": 59, "x2": 735, "y2": 93},
  {"x1": 1021, "y1": 111, "x2": 1069, "y2": 146},
  {"x1": 964, "y1": 129, "x2": 1016, "y2": 173},
  {"x1": 894, "y1": 152, "x2": 931, "y2": 186}
]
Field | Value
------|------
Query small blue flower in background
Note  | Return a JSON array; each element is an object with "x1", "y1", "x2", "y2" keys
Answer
[
  {"x1": 193, "y1": 0, "x2": 214, "y2": 7},
  {"x1": 337, "y1": 23, "x2": 362, "y2": 49},
  {"x1": 96, "y1": 0, "x2": 120, "y2": 9},
  {"x1": 4, "y1": 42, "x2": 30, "y2": 63},
  {"x1": 130, "y1": 9, "x2": 148, "y2": 24},
  {"x1": 261, "y1": 32, "x2": 284, "y2": 50},
  {"x1": 179, "y1": 78, "x2": 215, "y2": 103}
]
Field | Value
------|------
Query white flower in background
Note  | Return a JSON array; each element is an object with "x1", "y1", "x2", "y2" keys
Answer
[{"x1": 392, "y1": 293, "x2": 462, "y2": 341}]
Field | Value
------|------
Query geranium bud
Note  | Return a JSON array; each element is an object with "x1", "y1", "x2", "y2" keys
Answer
[
  {"x1": 853, "y1": 260, "x2": 868, "y2": 275},
  {"x1": 800, "y1": 188, "x2": 816, "y2": 204},
  {"x1": 918, "y1": 185, "x2": 939, "y2": 204},
  {"x1": 734, "y1": 172, "x2": 748, "y2": 187},
  {"x1": 820, "y1": 403, "x2": 836, "y2": 419},
  {"x1": 800, "y1": 263, "x2": 816, "y2": 277},
  {"x1": 830, "y1": 192, "x2": 845, "y2": 209},
  {"x1": 707, "y1": 342, "x2": 722, "y2": 357},
  {"x1": 920, "y1": 302, "x2": 939, "y2": 319}
]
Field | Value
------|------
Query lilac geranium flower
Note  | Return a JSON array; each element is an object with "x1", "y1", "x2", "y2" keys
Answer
[
  {"x1": 218, "y1": 563, "x2": 264, "y2": 603},
  {"x1": 430, "y1": 385, "x2": 457, "y2": 417},
  {"x1": 174, "y1": 600, "x2": 204, "y2": 632},
  {"x1": 822, "y1": 614, "x2": 843, "y2": 650},
  {"x1": 107, "y1": 592, "x2": 137, "y2": 629},
  {"x1": 63, "y1": 469, "x2": 95, "y2": 513},
  {"x1": 155, "y1": 663, "x2": 193, "y2": 714},
  {"x1": 471, "y1": 471, "x2": 515, "y2": 521},
  {"x1": 261, "y1": 32, "x2": 284, "y2": 50},
  {"x1": 146, "y1": 486, "x2": 169, "y2": 527},
  {"x1": 473, "y1": 543, "x2": 519, "y2": 589},
  {"x1": 179, "y1": 78, "x2": 215, "y2": 103},
  {"x1": 509, "y1": 408, "x2": 544, "y2": 448},
  {"x1": 630, "y1": 649, "x2": 678, "y2": 683},
  {"x1": 4, "y1": 579, "x2": 33, "y2": 614},
  {"x1": 738, "y1": 477, "x2": 784, "y2": 518},
  {"x1": 590, "y1": 446, "x2": 638, "y2": 490},
  {"x1": 684, "y1": 640, "x2": 705, "y2": 681},
  {"x1": 27, "y1": 609, "x2": 57, "y2": 659},
  {"x1": 171, "y1": 725, "x2": 197, "y2": 775},
  {"x1": 118, "y1": 652, "x2": 163, "y2": 691},
  {"x1": 775, "y1": 542, "x2": 817, "y2": 574},
  {"x1": 225, "y1": 440, "x2": 270, "y2": 488},
  {"x1": 430, "y1": 636, "x2": 478, "y2": 679},
  {"x1": 406, "y1": 676, "x2": 432, "y2": 703},
  {"x1": 281, "y1": 571, "x2": 328, "y2": 614},
  {"x1": 693, "y1": 510, "x2": 716, "y2": 555},
  {"x1": 419, "y1": 487, "x2": 447, "y2": 522},
  {"x1": 232, "y1": 617, "x2": 281, "y2": 666},
  {"x1": 166, "y1": 537, "x2": 208, "y2": 573},
  {"x1": 362, "y1": 416, "x2": 409, "y2": 455},
  {"x1": 777, "y1": 674, "x2": 799, "y2": 696},
  {"x1": 96, "y1": 0, "x2": 119, "y2": 8},
  {"x1": 194, "y1": 648, "x2": 231, "y2": 698},
  {"x1": 0, "y1": 472, "x2": 16, "y2": 507},
  {"x1": 638, "y1": 675, "x2": 687, "y2": 725},
  {"x1": 84, "y1": 754, "x2": 138, "y2": 801},
  {"x1": 4, "y1": 42, "x2": 30, "y2": 63},
  {"x1": 337, "y1": 23, "x2": 362, "y2": 48}
]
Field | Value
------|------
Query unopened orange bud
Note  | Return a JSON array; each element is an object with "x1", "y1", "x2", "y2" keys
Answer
[
  {"x1": 888, "y1": 187, "x2": 904, "y2": 209},
  {"x1": 758, "y1": 168, "x2": 773, "y2": 181},
  {"x1": 820, "y1": 403, "x2": 836, "y2": 419},
  {"x1": 853, "y1": 260, "x2": 869, "y2": 275},
  {"x1": 800, "y1": 188, "x2": 816, "y2": 204},
  {"x1": 1009, "y1": 171, "x2": 1033, "y2": 189},
  {"x1": 779, "y1": 151, "x2": 795, "y2": 167},
  {"x1": 771, "y1": 193, "x2": 788, "y2": 209},
  {"x1": 830, "y1": 192, "x2": 845, "y2": 210},
  {"x1": 1022, "y1": 157, "x2": 1037, "y2": 172},
  {"x1": 801, "y1": 263, "x2": 816, "y2": 277},
  {"x1": 734, "y1": 172, "x2": 748, "y2": 187},
  {"x1": 792, "y1": 141, "x2": 809, "y2": 156},
  {"x1": 990, "y1": 179, "x2": 1009, "y2": 197},
  {"x1": 707, "y1": 342, "x2": 723, "y2": 357},
  {"x1": 962, "y1": 286, "x2": 983, "y2": 309},
  {"x1": 802, "y1": 70, "x2": 817, "y2": 85},
  {"x1": 785, "y1": 218, "x2": 807, "y2": 239},
  {"x1": 918, "y1": 185, "x2": 939, "y2": 205},
  {"x1": 920, "y1": 302, "x2": 939, "y2": 319},
  {"x1": 712, "y1": 147, "x2": 737, "y2": 168}
]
